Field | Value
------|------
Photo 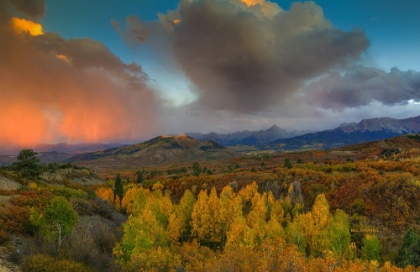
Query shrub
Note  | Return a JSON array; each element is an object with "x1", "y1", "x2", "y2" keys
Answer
[{"x1": 21, "y1": 254, "x2": 92, "y2": 272}]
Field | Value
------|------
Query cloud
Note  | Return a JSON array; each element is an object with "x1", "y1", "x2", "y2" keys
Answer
[
  {"x1": 304, "y1": 66, "x2": 420, "y2": 111},
  {"x1": 119, "y1": 0, "x2": 369, "y2": 113},
  {"x1": 11, "y1": 17, "x2": 43, "y2": 35},
  {"x1": 0, "y1": 0, "x2": 161, "y2": 146},
  {"x1": 6, "y1": 0, "x2": 45, "y2": 18},
  {"x1": 112, "y1": 16, "x2": 150, "y2": 45}
]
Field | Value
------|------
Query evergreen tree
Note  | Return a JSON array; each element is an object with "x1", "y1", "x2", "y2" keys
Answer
[
  {"x1": 192, "y1": 162, "x2": 201, "y2": 177},
  {"x1": 114, "y1": 174, "x2": 124, "y2": 206},
  {"x1": 284, "y1": 158, "x2": 293, "y2": 169},
  {"x1": 396, "y1": 227, "x2": 420, "y2": 267},
  {"x1": 136, "y1": 170, "x2": 144, "y2": 184},
  {"x1": 12, "y1": 149, "x2": 43, "y2": 187}
]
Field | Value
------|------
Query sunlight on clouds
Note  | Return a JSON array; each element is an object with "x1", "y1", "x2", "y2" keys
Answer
[
  {"x1": 11, "y1": 17, "x2": 43, "y2": 36},
  {"x1": 241, "y1": 0, "x2": 282, "y2": 19},
  {"x1": 408, "y1": 99, "x2": 420, "y2": 105},
  {"x1": 55, "y1": 54, "x2": 70, "y2": 62}
]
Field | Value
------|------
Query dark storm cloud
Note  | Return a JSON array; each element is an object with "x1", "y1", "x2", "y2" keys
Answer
[
  {"x1": 112, "y1": 16, "x2": 150, "y2": 44},
  {"x1": 35, "y1": 33, "x2": 149, "y2": 89},
  {"x1": 6, "y1": 0, "x2": 45, "y2": 17},
  {"x1": 120, "y1": 0, "x2": 369, "y2": 113},
  {"x1": 305, "y1": 66, "x2": 420, "y2": 111}
]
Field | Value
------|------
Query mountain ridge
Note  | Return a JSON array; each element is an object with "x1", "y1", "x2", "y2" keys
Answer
[
  {"x1": 268, "y1": 115, "x2": 420, "y2": 150},
  {"x1": 187, "y1": 125, "x2": 311, "y2": 146}
]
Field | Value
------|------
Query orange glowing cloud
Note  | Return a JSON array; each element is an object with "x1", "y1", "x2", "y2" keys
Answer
[
  {"x1": 0, "y1": 103, "x2": 50, "y2": 146},
  {"x1": 242, "y1": 0, "x2": 264, "y2": 6},
  {"x1": 0, "y1": 10, "x2": 161, "y2": 147},
  {"x1": 11, "y1": 17, "x2": 43, "y2": 36}
]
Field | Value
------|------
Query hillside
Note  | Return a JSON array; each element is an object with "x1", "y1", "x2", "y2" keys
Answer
[
  {"x1": 1, "y1": 134, "x2": 420, "y2": 271},
  {"x1": 0, "y1": 142, "x2": 123, "y2": 156},
  {"x1": 68, "y1": 135, "x2": 238, "y2": 171}
]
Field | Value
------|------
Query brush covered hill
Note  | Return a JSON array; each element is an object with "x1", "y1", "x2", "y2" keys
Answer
[
  {"x1": 67, "y1": 135, "x2": 237, "y2": 170},
  {"x1": 334, "y1": 134, "x2": 420, "y2": 159}
]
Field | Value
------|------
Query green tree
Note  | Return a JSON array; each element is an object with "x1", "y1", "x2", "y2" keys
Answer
[
  {"x1": 114, "y1": 174, "x2": 124, "y2": 206},
  {"x1": 284, "y1": 158, "x2": 293, "y2": 169},
  {"x1": 12, "y1": 149, "x2": 43, "y2": 187},
  {"x1": 330, "y1": 209, "x2": 351, "y2": 258},
  {"x1": 361, "y1": 234, "x2": 381, "y2": 261},
  {"x1": 192, "y1": 162, "x2": 201, "y2": 177},
  {"x1": 396, "y1": 227, "x2": 420, "y2": 267},
  {"x1": 31, "y1": 196, "x2": 79, "y2": 249},
  {"x1": 136, "y1": 170, "x2": 144, "y2": 184}
]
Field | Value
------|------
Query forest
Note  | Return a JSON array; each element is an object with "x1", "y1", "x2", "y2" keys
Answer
[{"x1": 1, "y1": 140, "x2": 420, "y2": 271}]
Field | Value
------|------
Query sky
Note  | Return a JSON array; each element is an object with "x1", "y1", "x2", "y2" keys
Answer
[{"x1": 1, "y1": 0, "x2": 420, "y2": 147}]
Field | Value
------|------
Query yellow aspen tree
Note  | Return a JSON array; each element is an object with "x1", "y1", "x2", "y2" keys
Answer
[
  {"x1": 167, "y1": 212, "x2": 183, "y2": 244},
  {"x1": 177, "y1": 189, "x2": 196, "y2": 242},
  {"x1": 310, "y1": 193, "x2": 332, "y2": 257},
  {"x1": 220, "y1": 185, "x2": 243, "y2": 247},
  {"x1": 266, "y1": 193, "x2": 286, "y2": 241},
  {"x1": 239, "y1": 181, "x2": 259, "y2": 202},
  {"x1": 132, "y1": 190, "x2": 150, "y2": 218},
  {"x1": 96, "y1": 187, "x2": 115, "y2": 205},
  {"x1": 285, "y1": 219, "x2": 306, "y2": 254},
  {"x1": 225, "y1": 216, "x2": 255, "y2": 250},
  {"x1": 207, "y1": 187, "x2": 223, "y2": 245},
  {"x1": 267, "y1": 191, "x2": 285, "y2": 224},
  {"x1": 121, "y1": 186, "x2": 142, "y2": 215},
  {"x1": 191, "y1": 190, "x2": 211, "y2": 244},
  {"x1": 144, "y1": 189, "x2": 173, "y2": 228},
  {"x1": 330, "y1": 209, "x2": 352, "y2": 258},
  {"x1": 246, "y1": 192, "x2": 269, "y2": 244}
]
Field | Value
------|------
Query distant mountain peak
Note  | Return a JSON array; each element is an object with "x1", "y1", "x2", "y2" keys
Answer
[
  {"x1": 268, "y1": 125, "x2": 282, "y2": 130},
  {"x1": 186, "y1": 125, "x2": 307, "y2": 146}
]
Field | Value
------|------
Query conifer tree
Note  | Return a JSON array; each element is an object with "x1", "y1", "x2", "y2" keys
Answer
[
  {"x1": 114, "y1": 174, "x2": 124, "y2": 206},
  {"x1": 12, "y1": 149, "x2": 43, "y2": 188},
  {"x1": 396, "y1": 227, "x2": 420, "y2": 267},
  {"x1": 136, "y1": 170, "x2": 144, "y2": 184}
]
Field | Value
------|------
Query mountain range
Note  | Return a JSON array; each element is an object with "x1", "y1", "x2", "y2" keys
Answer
[
  {"x1": 2, "y1": 115, "x2": 419, "y2": 167},
  {"x1": 268, "y1": 116, "x2": 420, "y2": 150},
  {"x1": 188, "y1": 115, "x2": 420, "y2": 150},
  {"x1": 187, "y1": 125, "x2": 311, "y2": 146}
]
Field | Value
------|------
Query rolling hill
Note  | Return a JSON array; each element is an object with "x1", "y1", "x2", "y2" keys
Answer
[{"x1": 67, "y1": 135, "x2": 238, "y2": 170}]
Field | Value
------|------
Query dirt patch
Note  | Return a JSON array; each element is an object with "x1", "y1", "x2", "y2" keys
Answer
[{"x1": 0, "y1": 247, "x2": 20, "y2": 272}]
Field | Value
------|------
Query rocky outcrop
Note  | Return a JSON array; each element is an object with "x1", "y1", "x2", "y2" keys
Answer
[
  {"x1": 40, "y1": 168, "x2": 103, "y2": 185},
  {"x1": 0, "y1": 176, "x2": 20, "y2": 190}
]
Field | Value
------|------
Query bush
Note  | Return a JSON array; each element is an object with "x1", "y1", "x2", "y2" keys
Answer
[
  {"x1": 21, "y1": 254, "x2": 92, "y2": 272},
  {"x1": 0, "y1": 229, "x2": 9, "y2": 244},
  {"x1": 284, "y1": 158, "x2": 293, "y2": 169}
]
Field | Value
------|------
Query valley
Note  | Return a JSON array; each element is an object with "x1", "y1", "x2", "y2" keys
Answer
[{"x1": 1, "y1": 131, "x2": 420, "y2": 271}]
